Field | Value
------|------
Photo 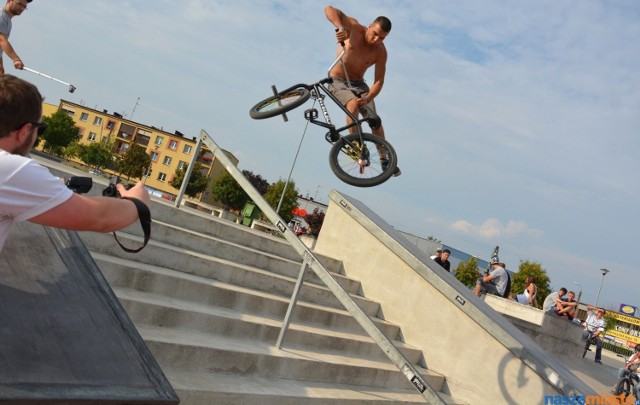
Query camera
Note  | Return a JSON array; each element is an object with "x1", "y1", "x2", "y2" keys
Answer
[
  {"x1": 64, "y1": 176, "x2": 92, "y2": 194},
  {"x1": 102, "y1": 176, "x2": 133, "y2": 198}
]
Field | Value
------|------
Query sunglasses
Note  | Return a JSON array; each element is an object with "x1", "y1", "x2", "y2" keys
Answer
[{"x1": 15, "y1": 121, "x2": 48, "y2": 136}]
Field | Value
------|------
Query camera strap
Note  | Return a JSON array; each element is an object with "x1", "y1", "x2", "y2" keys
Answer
[{"x1": 112, "y1": 197, "x2": 151, "y2": 253}]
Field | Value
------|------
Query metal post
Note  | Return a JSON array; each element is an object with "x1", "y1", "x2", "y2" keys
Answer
[
  {"x1": 594, "y1": 268, "x2": 609, "y2": 308},
  {"x1": 573, "y1": 282, "x2": 582, "y2": 319},
  {"x1": 276, "y1": 261, "x2": 308, "y2": 349},
  {"x1": 174, "y1": 136, "x2": 202, "y2": 208}
]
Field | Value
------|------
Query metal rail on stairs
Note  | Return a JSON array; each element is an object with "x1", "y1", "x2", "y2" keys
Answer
[{"x1": 176, "y1": 129, "x2": 445, "y2": 404}]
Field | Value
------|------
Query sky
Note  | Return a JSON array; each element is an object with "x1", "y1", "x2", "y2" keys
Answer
[{"x1": 10, "y1": 1, "x2": 639, "y2": 312}]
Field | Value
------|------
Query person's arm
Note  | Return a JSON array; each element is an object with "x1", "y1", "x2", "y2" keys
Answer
[
  {"x1": 325, "y1": 5, "x2": 358, "y2": 44},
  {"x1": 28, "y1": 182, "x2": 150, "y2": 232},
  {"x1": 482, "y1": 272, "x2": 495, "y2": 283},
  {"x1": 0, "y1": 34, "x2": 24, "y2": 70},
  {"x1": 362, "y1": 51, "x2": 387, "y2": 105}
]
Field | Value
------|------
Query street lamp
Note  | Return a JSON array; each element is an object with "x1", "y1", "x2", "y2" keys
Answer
[
  {"x1": 573, "y1": 282, "x2": 582, "y2": 319},
  {"x1": 594, "y1": 268, "x2": 610, "y2": 308}
]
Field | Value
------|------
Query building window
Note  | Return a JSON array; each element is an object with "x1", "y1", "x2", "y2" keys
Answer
[
  {"x1": 93, "y1": 117, "x2": 103, "y2": 126},
  {"x1": 162, "y1": 156, "x2": 172, "y2": 166},
  {"x1": 80, "y1": 112, "x2": 89, "y2": 122},
  {"x1": 150, "y1": 152, "x2": 159, "y2": 162},
  {"x1": 157, "y1": 172, "x2": 167, "y2": 182},
  {"x1": 177, "y1": 161, "x2": 187, "y2": 170},
  {"x1": 169, "y1": 140, "x2": 178, "y2": 150},
  {"x1": 88, "y1": 132, "x2": 97, "y2": 141},
  {"x1": 183, "y1": 144, "x2": 192, "y2": 154},
  {"x1": 63, "y1": 109, "x2": 75, "y2": 117},
  {"x1": 155, "y1": 136, "x2": 164, "y2": 146},
  {"x1": 106, "y1": 121, "x2": 115, "y2": 130}
]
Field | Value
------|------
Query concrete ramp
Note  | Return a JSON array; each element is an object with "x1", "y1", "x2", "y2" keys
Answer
[
  {"x1": 314, "y1": 190, "x2": 597, "y2": 405},
  {"x1": 0, "y1": 221, "x2": 178, "y2": 404}
]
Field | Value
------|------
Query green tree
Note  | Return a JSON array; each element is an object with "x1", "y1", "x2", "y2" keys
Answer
[
  {"x1": 602, "y1": 313, "x2": 617, "y2": 332},
  {"x1": 41, "y1": 109, "x2": 80, "y2": 155},
  {"x1": 426, "y1": 235, "x2": 442, "y2": 244},
  {"x1": 305, "y1": 208, "x2": 325, "y2": 237},
  {"x1": 210, "y1": 171, "x2": 247, "y2": 211},
  {"x1": 264, "y1": 179, "x2": 299, "y2": 223},
  {"x1": 454, "y1": 256, "x2": 481, "y2": 288},
  {"x1": 170, "y1": 164, "x2": 208, "y2": 198},
  {"x1": 63, "y1": 141, "x2": 85, "y2": 160},
  {"x1": 242, "y1": 170, "x2": 269, "y2": 195},
  {"x1": 511, "y1": 260, "x2": 551, "y2": 308},
  {"x1": 116, "y1": 144, "x2": 151, "y2": 180},
  {"x1": 79, "y1": 142, "x2": 112, "y2": 170}
]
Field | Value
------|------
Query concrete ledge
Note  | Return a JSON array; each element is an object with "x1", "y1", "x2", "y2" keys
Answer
[{"x1": 484, "y1": 295, "x2": 583, "y2": 357}]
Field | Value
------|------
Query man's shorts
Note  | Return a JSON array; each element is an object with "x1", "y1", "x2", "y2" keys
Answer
[
  {"x1": 477, "y1": 279, "x2": 501, "y2": 296},
  {"x1": 327, "y1": 76, "x2": 377, "y2": 112}
]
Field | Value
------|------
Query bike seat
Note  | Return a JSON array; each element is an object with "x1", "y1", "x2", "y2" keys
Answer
[{"x1": 360, "y1": 106, "x2": 381, "y2": 130}]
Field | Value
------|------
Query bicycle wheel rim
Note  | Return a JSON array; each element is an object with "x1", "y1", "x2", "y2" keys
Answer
[
  {"x1": 615, "y1": 378, "x2": 631, "y2": 397},
  {"x1": 249, "y1": 89, "x2": 310, "y2": 119},
  {"x1": 329, "y1": 133, "x2": 397, "y2": 187}
]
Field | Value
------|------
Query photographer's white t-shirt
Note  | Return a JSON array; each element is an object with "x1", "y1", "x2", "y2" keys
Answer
[{"x1": 0, "y1": 150, "x2": 72, "y2": 252}]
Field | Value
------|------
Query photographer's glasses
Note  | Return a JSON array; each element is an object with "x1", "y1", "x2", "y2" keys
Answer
[{"x1": 14, "y1": 121, "x2": 48, "y2": 136}]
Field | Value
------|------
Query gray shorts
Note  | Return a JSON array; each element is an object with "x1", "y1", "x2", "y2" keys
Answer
[
  {"x1": 327, "y1": 77, "x2": 377, "y2": 112},
  {"x1": 477, "y1": 279, "x2": 501, "y2": 296}
]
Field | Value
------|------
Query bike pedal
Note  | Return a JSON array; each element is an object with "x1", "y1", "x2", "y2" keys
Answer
[
  {"x1": 359, "y1": 106, "x2": 382, "y2": 130},
  {"x1": 304, "y1": 108, "x2": 318, "y2": 121}
]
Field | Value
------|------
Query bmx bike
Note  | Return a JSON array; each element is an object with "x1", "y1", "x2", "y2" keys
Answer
[
  {"x1": 248, "y1": 45, "x2": 398, "y2": 188},
  {"x1": 612, "y1": 369, "x2": 638, "y2": 400}
]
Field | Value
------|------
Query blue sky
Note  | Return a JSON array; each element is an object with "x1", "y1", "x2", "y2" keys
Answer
[{"x1": 11, "y1": 1, "x2": 639, "y2": 311}]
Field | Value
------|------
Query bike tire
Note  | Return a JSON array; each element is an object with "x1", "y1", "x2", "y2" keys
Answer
[
  {"x1": 249, "y1": 88, "x2": 311, "y2": 120},
  {"x1": 614, "y1": 377, "x2": 631, "y2": 397},
  {"x1": 328, "y1": 133, "x2": 398, "y2": 188}
]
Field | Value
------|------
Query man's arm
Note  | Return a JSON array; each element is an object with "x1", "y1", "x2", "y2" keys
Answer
[
  {"x1": 325, "y1": 5, "x2": 359, "y2": 43},
  {"x1": 0, "y1": 34, "x2": 24, "y2": 70},
  {"x1": 28, "y1": 182, "x2": 150, "y2": 233},
  {"x1": 363, "y1": 51, "x2": 387, "y2": 104}
]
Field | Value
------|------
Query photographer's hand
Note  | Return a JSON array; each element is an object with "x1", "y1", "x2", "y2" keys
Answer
[{"x1": 116, "y1": 181, "x2": 151, "y2": 208}]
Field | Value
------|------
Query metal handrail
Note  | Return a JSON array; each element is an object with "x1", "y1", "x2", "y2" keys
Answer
[{"x1": 177, "y1": 129, "x2": 445, "y2": 404}]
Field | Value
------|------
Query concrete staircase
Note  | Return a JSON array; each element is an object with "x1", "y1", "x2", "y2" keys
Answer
[{"x1": 79, "y1": 200, "x2": 463, "y2": 404}]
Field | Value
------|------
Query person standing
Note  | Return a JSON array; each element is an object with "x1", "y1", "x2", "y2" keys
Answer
[
  {"x1": 433, "y1": 248, "x2": 451, "y2": 272},
  {"x1": 0, "y1": 75, "x2": 151, "y2": 252},
  {"x1": 582, "y1": 305, "x2": 606, "y2": 364},
  {"x1": 324, "y1": 5, "x2": 400, "y2": 176},
  {"x1": 0, "y1": 0, "x2": 30, "y2": 75}
]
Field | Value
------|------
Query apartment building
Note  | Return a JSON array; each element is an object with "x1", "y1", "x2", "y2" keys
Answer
[{"x1": 41, "y1": 100, "x2": 238, "y2": 205}]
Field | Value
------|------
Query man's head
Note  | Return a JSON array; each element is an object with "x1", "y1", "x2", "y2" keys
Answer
[
  {"x1": 567, "y1": 291, "x2": 576, "y2": 301},
  {"x1": 596, "y1": 308, "x2": 605, "y2": 318},
  {"x1": 558, "y1": 287, "x2": 568, "y2": 298},
  {"x1": 0, "y1": 75, "x2": 44, "y2": 155},
  {"x1": 366, "y1": 16, "x2": 391, "y2": 46},
  {"x1": 441, "y1": 249, "x2": 450, "y2": 261},
  {"x1": 434, "y1": 248, "x2": 442, "y2": 258},
  {"x1": 6, "y1": 0, "x2": 31, "y2": 16}
]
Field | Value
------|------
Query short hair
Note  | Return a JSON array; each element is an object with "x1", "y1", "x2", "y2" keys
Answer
[
  {"x1": 442, "y1": 249, "x2": 451, "y2": 254},
  {"x1": 373, "y1": 16, "x2": 392, "y2": 33},
  {"x1": 559, "y1": 287, "x2": 568, "y2": 294},
  {"x1": 0, "y1": 75, "x2": 43, "y2": 138}
]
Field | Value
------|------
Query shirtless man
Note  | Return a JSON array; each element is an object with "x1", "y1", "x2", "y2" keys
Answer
[
  {"x1": 324, "y1": 5, "x2": 400, "y2": 176},
  {"x1": 0, "y1": 0, "x2": 30, "y2": 75}
]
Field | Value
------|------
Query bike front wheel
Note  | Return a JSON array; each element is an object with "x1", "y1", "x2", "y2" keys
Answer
[
  {"x1": 249, "y1": 88, "x2": 310, "y2": 119},
  {"x1": 329, "y1": 133, "x2": 398, "y2": 187},
  {"x1": 614, "y1": 377, "x2": 632, "y2": 397}
]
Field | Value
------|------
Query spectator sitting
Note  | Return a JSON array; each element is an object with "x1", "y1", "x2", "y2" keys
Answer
[
  {"x1": 473, "y1": 262, "x2": 510, "y2": 298},
  {"x1": 515, "y1": 275, "x2": 537, "y2": 307},
  {"x1": 542, "y1": 288, "x2": 567, "y2": 313},
  {"x1": 554, "y1": 290, "x2": 577, "y2": 320},
  {"x1": 430, "y1": 248, "x2": 442, "y2": 260}
]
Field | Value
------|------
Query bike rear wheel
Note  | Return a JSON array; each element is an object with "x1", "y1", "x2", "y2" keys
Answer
[
  {"x1": 249, "y1": 88, "x2": 310, "y2": 119},
  {"x1": 329, "y1": 133, "x2": 398, "y2": 187}
]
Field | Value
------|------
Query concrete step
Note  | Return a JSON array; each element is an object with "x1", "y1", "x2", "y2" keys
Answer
[
  {"x1": 137, "y1": 325, "x2": 445, "y2": 391},
  {"x1": 165, "y1": 368, "x2": 464, "y2": 404},
  {"x1": 81, "y1": 228, "x2": 358, "y2": 292},
  {"x1": 93, "y1": 249, "x2": 380, "y2": 318},
  {"x1": 95, "y1": 255, "x2": 400, "y2": 339},
  {"x1": 112, "y1": 287, "x2": 423, "y2": 365}
]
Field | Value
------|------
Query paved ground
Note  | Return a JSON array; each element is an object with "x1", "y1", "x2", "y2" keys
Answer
[{"x1": 561, "y1": 348, "x2": 628, "y2": 395}]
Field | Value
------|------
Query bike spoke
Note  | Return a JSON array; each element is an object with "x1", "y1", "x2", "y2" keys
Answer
[{"x1": 337, "y1": 139, "x2": 385, "y2": 180}]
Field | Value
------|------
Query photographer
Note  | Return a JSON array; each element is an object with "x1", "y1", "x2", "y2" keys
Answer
[{"x1": 0, "y1": 74, "x2": 150, "y2": 252}]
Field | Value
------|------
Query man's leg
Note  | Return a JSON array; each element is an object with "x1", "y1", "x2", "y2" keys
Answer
[{"x1": 594, "y1": 338, "x2": 603, "y2": 363}]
